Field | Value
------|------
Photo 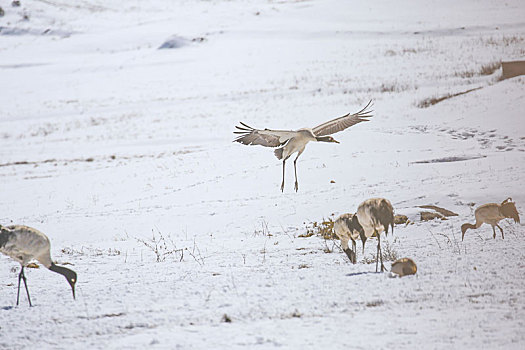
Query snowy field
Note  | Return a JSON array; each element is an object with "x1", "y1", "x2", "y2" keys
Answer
[{"x1": 1, "y1": 0, "x2": 525, "y2": 348}]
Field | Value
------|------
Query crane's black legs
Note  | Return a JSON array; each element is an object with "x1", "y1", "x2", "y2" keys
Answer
[
  {"x1": 375, "y1": 239, "x2": 379, "y2": 272},
  {"x1": 17, "y1": 267, "x2": 32, "y2": 307},
  {"x1": 281, "y1": 160, "x2": 286, "y2": 192},
  {"x1": 492, "y1": 225, "x2": 496, "y2": 239},
  {"x1": 293, "y1": 157, "x2": 299, "y2": 192},
  {"x1": 352, "y1": 240, "x2": 357, "y2": 264},
  {"x1": 496, "y1": 224, "x2": 504, "y2": 239}
]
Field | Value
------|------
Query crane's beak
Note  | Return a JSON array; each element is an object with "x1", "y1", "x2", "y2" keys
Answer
[
  {"x1": 71, "y1": 285, "x2": 76, "y2": 300},
  {"x1": 333, "y1": 139, "x2": 340, "y2": 144}
]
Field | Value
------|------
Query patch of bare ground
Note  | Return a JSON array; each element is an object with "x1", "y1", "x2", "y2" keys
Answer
[
  {"x1": 420, "y1": 211, "x2": 445, "y2": 221},
  {"x1": 418, "y1": 205, "x2": 458, "y2": 217},
  {"x1": 0, "y1": 149, "x2": 198, "y2": 168},
  {"x1": 412, "y1": 155, "x2": 486, "y2": 164},
  {"x1": 417, "y1": 87, "x2": 482, "y2": 108},
  {"x1": 394, "y1": 214, "x2": 409, "y2": 225},
  {"x1": 418, "y1": 204, "x2": 458, "y2": 221},
  {"x1": 502, "y1": 60, "x2": 525, "y2": 80}
]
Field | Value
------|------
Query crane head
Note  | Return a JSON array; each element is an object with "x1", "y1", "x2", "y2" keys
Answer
[
  {"x1": 316, "y1": 135, "x2": 340, "y2": 144},
  {"x1": 49, "y1": 263, "x2": 77, "y2": 299},
  {"x1": 327, "y1": 136, "x2": 340, "y2": 144},
  {"x1": 67, "y1": 270, "x2": 77, "y2": 299}
]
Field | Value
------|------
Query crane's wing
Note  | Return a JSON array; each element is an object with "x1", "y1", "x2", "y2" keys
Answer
[
  {"x1": 312, "y1": 100, "x2": 373, "y2": 137},
  {"x1": 233, "y1": 122, "x2": 297, "y2": 147}
]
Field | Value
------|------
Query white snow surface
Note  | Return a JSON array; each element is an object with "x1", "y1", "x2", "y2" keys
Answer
[{"x1": 1, "y1": 0, "x2": 525, "y2": 348}]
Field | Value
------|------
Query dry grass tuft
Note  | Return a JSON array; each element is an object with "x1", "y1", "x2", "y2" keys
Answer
[
  {"x1": 302, "y1": 215, "x2": 340, "y2": 253},
  {"x1": 454, "y1": 61, "x2": 501, "y2": 78},
  {"x1": 361, "y1": 240, "x2": 399, "y2": 264},
  {"x1": 366, "y1": 300, "x2": 384, "y2": 308},
  {"x1": 61, "y1": 246, "x2": 121, "y2": 257},
  {"x1": 480, "y1": 35, "x2": 524, "y2": 47},
  {"x1": 303, "y1": 215, "x2": 336, "y2": 240}
]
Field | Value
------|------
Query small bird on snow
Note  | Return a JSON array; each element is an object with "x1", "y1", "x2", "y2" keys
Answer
[{"x1": 390, "y1": 258, "x2": 417, "y2": 277}]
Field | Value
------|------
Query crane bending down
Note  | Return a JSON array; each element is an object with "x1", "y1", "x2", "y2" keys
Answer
[
  {"x1": 334, "y1": 213, "x2": 366, "y2": 264},
  {"x1": 0, "y1": 225, "x2": 77, "y2": 306},
  {"x1": 233, "y1": 100, "x2": 373, "y2": 192},
  {"x1": 461, "y1": 198, "x2": 520, "y2": 240}
]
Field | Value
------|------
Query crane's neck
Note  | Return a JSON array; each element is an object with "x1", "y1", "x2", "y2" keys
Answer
[
  {"x1": 316, "y1": 136, "x2": 332, "y2": 142},
  {"x1": 49, "y1": 263, "x2": 77, "y2": 299}
]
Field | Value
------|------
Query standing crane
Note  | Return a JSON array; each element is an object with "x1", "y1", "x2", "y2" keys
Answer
[
  {"x1": 0, "y1": 225, "x2": 77, "y2": 306},
  {"x1": 233, "y1": 101, "x2": 373, "y2": 192},
  {"x1": 354, "y1": 198, "x2": 395, "y2": 272}
]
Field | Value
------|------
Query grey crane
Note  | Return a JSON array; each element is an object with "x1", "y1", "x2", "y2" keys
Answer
[
  {"x1": 461, "y1": 198, "x2": 520, "y2": 240},
  {"x1": 0, "y1": 225, "x2": 77, "y2": 306},
  {"x1": 354, "y1": 198, "x2": 394, "y2": 272},
  {"x1": 233, "y1": 101, "x2": 373, "y2": 192},
  {"x1": 334, "y1": 213, "x2": 366, "y2": 263}
]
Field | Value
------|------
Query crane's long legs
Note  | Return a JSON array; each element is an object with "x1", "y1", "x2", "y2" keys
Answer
[
  {"x1": 281, "y1": 160, "x2": 286, "y2": 192},
  {"x1": 375, "y1": 235, "x2": 379, "y2": 272},
  {"x1": 17, "y1": 267, "x2": 32, "y2": 307},
  {"x1": 293, "y1": 155, "x2": 300, "y2": 192},
  {"x1": 16, "y1": 268, "x2": 22, "y2": 305},
  {"x1": 376, "y1": 232, "x2": 385, "y2": 273},
  {"x1": 496, "y1": 224, "x2": 504, "y2": 239},
  {"x1": 492, "y1": 225, "x2": 497, "y2": 239},
  {"x1": 379, "y1": 234, "x2": 385, "y2": 272}
]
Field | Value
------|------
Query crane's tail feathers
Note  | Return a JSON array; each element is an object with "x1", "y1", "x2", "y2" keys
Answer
[
  {"x1": 274, "y1": 147, "x2": 284, "y2": 160},
  {"x1": 370, "y1": 199, "x2": 394, "y2": 235}
]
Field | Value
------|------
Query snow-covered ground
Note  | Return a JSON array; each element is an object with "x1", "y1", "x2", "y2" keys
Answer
[{"x1": 1, "y1": 0, "x2": 524, "y2": 348}]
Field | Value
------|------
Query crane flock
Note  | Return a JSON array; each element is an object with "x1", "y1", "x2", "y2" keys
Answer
[{"x1": 1, "y1": 100, "x2": 522, "y2": 307}]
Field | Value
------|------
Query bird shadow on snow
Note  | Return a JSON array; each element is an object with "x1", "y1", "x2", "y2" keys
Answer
[{"x1": 1, "y1": 306, "x2": 15, "y2": 311}]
